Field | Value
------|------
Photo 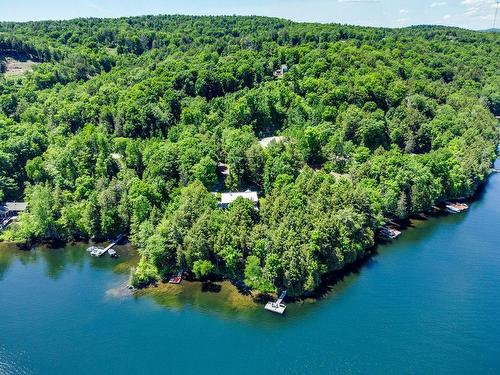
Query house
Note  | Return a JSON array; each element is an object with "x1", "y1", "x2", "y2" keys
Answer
[
  {"x1": 0, "y1": 202, "x2": 27, "y2": 219},
  {"x1": 273, "y1": 64, "x2": 289, "y2": 78},
  {"x1": 217, "y1": 190, "x2": 259, "y2": 209}
]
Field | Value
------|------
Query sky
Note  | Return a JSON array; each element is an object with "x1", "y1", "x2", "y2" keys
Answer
[{"x1": 0, "y1": 0, "x2": 498, "y2": 30}]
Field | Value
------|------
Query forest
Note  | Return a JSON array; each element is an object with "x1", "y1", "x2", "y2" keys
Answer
[{"x1": 0, "y1": 15, "x2": 498, "y2": 296}]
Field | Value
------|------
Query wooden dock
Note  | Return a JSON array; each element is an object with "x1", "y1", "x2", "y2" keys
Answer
[{"x1": 103, "y1": 234, "x2": 123, "y2": 252}]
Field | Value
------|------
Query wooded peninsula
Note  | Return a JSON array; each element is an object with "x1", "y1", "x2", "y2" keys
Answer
[{"x1": 0, "y1": 16, "x2": 498, "y2": 296}]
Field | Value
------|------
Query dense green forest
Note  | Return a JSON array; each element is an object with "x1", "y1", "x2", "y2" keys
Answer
[{"x1": 0, "y1": 16, "x2": 498, "y2": 296}]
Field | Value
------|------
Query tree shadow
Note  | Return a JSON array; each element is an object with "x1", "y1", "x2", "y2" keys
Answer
[
  {"x1": 201, "y1": 281, "x2": 222, "y2": 293},
  {"x1": 230, "y1": 279, "x2": 253, "y2": 296},
  {"x1": 0, "y1": 50, "x2": 39, "y2": 62},
  {"x1": 292, "y1": 247, "x2": 380, "y2": 303}
]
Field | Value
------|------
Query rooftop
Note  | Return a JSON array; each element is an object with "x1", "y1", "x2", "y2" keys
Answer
[
  {"x1": 0, "y1": 202, "x2": 27, "y2": 213},
  {"x1": 218, "y1": 191, "x2": 259, "y2": 205}
]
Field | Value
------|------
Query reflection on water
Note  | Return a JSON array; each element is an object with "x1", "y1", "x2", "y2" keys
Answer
[
  {"x1": 0, "y1": 239, "x2": 370, "y2": 324},
  {"x1": 0, "y1": 242, "x2": 138, "y2": 281}
]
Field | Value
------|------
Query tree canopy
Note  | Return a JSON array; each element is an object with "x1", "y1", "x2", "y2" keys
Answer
[{"x1": 1, "y1": 15, "x2": 498, "y2": 296}]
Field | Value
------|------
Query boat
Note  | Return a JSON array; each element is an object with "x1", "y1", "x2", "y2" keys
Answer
[
  {"x1": 108, "y1": 249, "x2": 118, "y2": 257},
  {"x1": 90, "y1": 247, "x2": 106, "y2": 257},
  {"x1": 379, "y1": 225, "x2": 401, "y2": 240},
  {"x1": 445, "y1": 202, "x2": 469, "y2": 214},
  {"x1": 445, "y1": 204, "x2": 460, "y2": 213},
  {"x1": 168, "y1": 269, "x2": 184, "y2": 284},
  {"x1": 265, "y1": 291, "x2": 287, "y2": 314}
]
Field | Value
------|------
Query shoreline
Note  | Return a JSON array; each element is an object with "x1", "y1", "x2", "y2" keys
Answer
[
  {"x1": 135, "y1": 196, "x2": 488, "y2": 307},
  {"x1": 2, "y1": 157, "x2": 497, "y2": 309},
  {"x1": 0, "y1": 196, "x2": 486, "y2": 307}
]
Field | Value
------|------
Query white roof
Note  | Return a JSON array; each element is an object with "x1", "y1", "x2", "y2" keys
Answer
[
  {"x1": 219, "y1": 191, "x2": 258, "y2": 205},
  {"x1": 0, "y1": 202, "x2": 27, "y2": 213},
  {"x1": 258, "y1": 136, "x2": 284, "y2": 148}
]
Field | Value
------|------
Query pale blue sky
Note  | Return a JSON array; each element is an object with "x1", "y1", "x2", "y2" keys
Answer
[{"x1": 0, "y1": 0, "x2": 498, "y2": 30}]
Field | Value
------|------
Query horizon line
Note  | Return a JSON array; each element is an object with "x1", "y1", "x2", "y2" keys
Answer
[{"x1": 0, "y1": 13, "x2": 492, "y2": 32}]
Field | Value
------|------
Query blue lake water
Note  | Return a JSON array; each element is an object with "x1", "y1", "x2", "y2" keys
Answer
[{"x1": 1, "y1": 159, "x2": 499, "y2": 374}]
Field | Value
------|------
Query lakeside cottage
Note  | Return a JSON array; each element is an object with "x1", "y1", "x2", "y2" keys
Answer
[
  {"x1": 0, "y1": 202, "x2": 27, "y2": 220},
  {"x1": 1, "y1": 202, "x2": 27, "y2": 230},
  {"x1": 216, "y1": 190, "x2": 259, "y2": 209}
]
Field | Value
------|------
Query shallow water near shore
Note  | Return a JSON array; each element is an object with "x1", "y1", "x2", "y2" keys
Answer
[{"x1": 1, "y1": 159, "x2": 500, "y2": 374}]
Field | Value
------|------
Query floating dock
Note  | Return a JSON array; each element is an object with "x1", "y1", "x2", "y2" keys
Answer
[
  {"x1": 265, "y1": 291, "x2": 287, "y2": 314},
  {"x1": 87, "y1": 234, "x2": 123, "y2": 257}
]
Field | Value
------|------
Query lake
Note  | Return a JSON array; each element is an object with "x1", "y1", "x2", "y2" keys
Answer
[{"x1": 1, "y1": 159, "x2": 499, "y2": 374}]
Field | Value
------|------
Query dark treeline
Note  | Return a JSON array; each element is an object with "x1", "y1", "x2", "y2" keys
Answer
[{"x1": 0, "y1": 15, "x2": 498, "y2": 296}]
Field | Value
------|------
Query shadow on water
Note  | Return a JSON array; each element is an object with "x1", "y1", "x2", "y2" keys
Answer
[{"x1": 201, "y1": 281, "x2": 222, "y2": 293}]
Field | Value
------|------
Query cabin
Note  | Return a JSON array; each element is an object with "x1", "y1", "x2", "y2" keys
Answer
[
  {"x1": 0, "y1": 202, "x2": 27, "y2": 220},
  {"x1": 216, "y1": 190, "x2": 259, "y2": 209}
]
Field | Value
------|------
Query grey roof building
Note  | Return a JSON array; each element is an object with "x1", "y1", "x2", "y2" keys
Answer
[{"x1": 0, "y1": 202, "x2": 27, "y2": 218}]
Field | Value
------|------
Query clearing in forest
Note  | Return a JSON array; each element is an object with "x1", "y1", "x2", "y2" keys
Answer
[{"x1": 1, "y1": 55, "x2": 38, "y2": 77}]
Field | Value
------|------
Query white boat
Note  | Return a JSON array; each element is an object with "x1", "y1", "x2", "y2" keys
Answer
[
  {"x1": 445, "y1": 202, "x2": 469, "y2": 214},
  {"x1": 379, "y1": 226, "x2": 401, "y2": 240},
  {"x1": 90, "y1": 247, "x2": 106, "y2": 257},
  {"x1": 445, "y1": 204, "x2": 460, "y2": 213}
]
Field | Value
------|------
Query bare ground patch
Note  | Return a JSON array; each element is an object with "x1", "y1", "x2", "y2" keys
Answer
[{"x1": 2, "y1": 57, "x2": 38, "y2": 77}]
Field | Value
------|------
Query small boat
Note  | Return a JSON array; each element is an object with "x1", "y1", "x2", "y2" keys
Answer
[
  {"x1": 445, "y1": 202, "x2": 468, "y2": 214},
  {"x1": 265, "y1": 291, "x2": 287, "y2": 314},
  {"x1": 108, "y1": 249, "x2": 118, "y2": 257},
  {"x1": 445, "y1": 204, "x2": 460, "y2": 213},
  {"x1": 379, "y1": 225, "x2": 401, "y2": 240},
  {"x1": 168, "y1": 269, "x2": 184, "y2": 284},
  {"x1": 90, "y1": 247, "x2": 106, "y2": 257}
]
